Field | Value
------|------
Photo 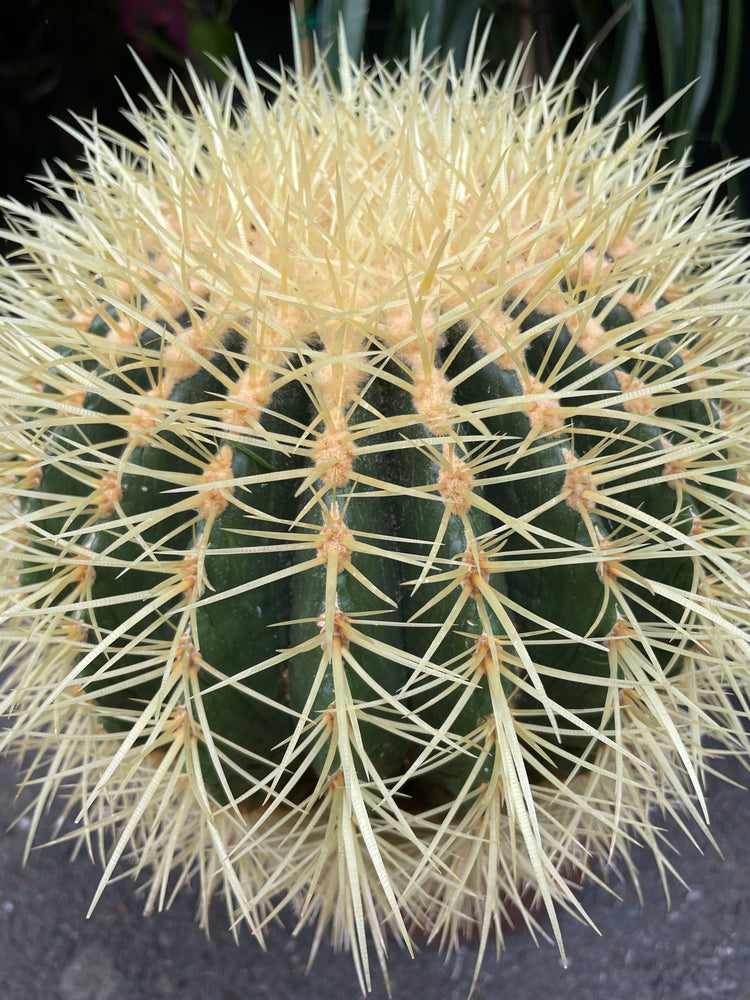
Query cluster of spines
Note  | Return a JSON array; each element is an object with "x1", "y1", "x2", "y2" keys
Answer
[{"x1": 1, "y1": 22, "x2": 750, "y2": 995}]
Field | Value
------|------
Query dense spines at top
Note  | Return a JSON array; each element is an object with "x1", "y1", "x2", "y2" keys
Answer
[{"x1": 1, "y1": 24, "x2": 750, "y2": 996}]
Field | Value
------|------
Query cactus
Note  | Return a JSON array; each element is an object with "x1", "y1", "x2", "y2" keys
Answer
[{"x1": 2, "y1": 23, "x2": 750, "y2": 994}]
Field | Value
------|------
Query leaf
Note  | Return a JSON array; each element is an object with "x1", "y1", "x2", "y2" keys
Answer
[
  {"x1": 682, "y1": 0, "x2": 721, "y2": 135},
  {"x1": 405, "y1": 0, "x2": 448, "y2": 53},
  {"x1": 440, "y1": 0, "x2": 487, "y2": 68},
  {"x1": 611, "y1": 0, "x2": 648, "y2": 107},
  {"x1": 652, "y1": 0, "x2": 686, "y2": 101},
  {"x1": 189, "y1": 19, "x2": 238, "y2": 73},
  {"x1": 317, "y1": 0, "x2": 371, "y2": 74},
  {"x1": 712, "y1": 0, "x2": 743, "y2": 141}
]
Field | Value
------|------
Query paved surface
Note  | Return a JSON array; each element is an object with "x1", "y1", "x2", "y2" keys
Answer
[{"x1": 1, "y1": 746, "x2": 749, "y2": 1000}]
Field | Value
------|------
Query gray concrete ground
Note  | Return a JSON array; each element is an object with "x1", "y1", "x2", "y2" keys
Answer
[{"x1": 1, "y1": 747, "x2": 749, "y2": 1000}]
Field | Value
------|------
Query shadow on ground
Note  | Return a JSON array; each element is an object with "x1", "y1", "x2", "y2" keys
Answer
[{"x1": 1, "y1": 747, "x2": 749, "y2": 1000}]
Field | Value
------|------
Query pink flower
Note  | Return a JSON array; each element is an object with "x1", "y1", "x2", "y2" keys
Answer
[{"x1": 120, "y1": 0, "x2": 190, "y2": 56}]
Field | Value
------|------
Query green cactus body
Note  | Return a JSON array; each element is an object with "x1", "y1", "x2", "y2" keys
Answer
[{"x1": 2, "y1": 25, "x2": 750, "y2": 994}]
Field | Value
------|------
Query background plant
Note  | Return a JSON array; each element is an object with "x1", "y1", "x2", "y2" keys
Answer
[
  {"x1": 2, "y1": 2, "x2": 746, "y2": 212},
  {"x1": 305, "y1": 0, "x2": 745, "y2": 209}
]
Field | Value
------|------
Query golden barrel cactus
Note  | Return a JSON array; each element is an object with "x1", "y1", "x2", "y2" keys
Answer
[{"x1": 1, "y1": 22, "x2": 750, "y2": 994}]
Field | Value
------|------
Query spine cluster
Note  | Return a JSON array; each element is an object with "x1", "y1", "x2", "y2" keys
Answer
[{"x1": 1, "y1": 26, "x2": 750, "y2": 993}]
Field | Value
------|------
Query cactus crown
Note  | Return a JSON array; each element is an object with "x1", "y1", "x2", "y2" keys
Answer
[{"x1": 2, "y1": 21, "x2": 750, "y2": 995}]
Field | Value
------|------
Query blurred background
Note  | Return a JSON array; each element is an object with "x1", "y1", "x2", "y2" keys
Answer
[{"x1": 0, "y1": 0, "x2": 748, "y2": 216}]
